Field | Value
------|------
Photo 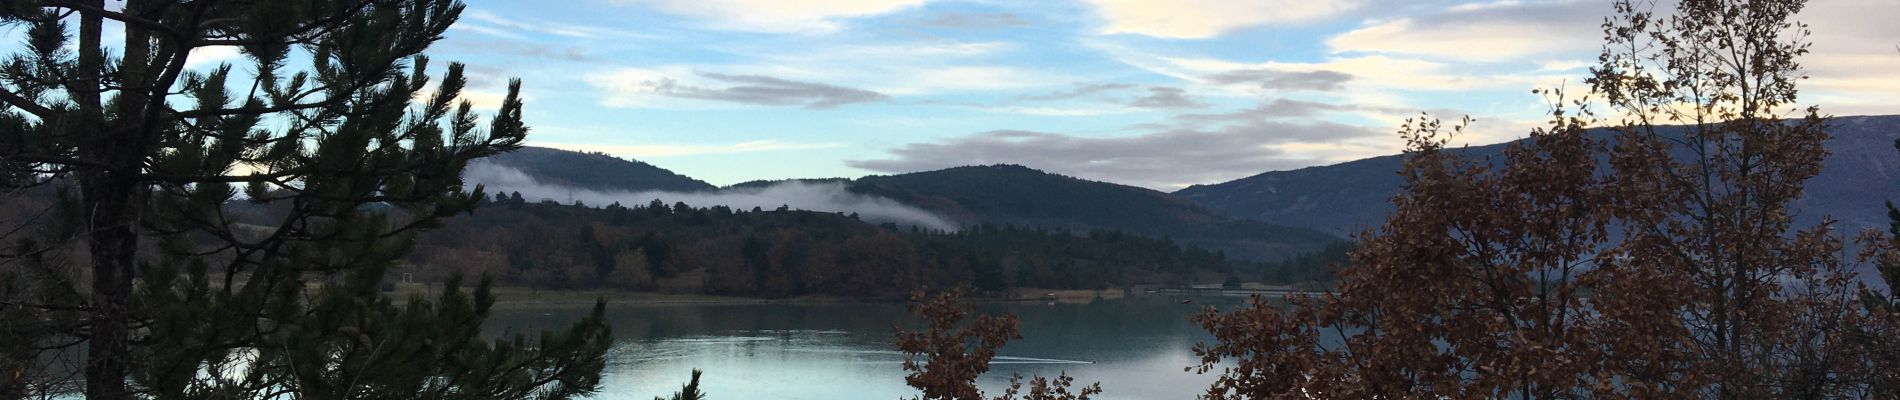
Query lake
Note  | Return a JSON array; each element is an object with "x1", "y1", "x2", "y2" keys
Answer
[{"x1": 485, "y1": 294, "x2": 1250, "y2": 400}]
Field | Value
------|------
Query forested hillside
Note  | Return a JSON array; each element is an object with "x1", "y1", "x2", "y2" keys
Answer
[
  {"x1": 1179, "y1": 115, "x2": 1900, "y2": 236},
  {"x1": 404, "y1": 196, "x2": 1314, "y2": 298},
  {"x1": 479, "y1": 146, "x2": 716, "y2": 192},
  {"x1": 472, "y1": 152, "x2": 1344, "y2": 261},
  {"x1": 849, "y1": 165, "x2": 1342, "y2": 260}
]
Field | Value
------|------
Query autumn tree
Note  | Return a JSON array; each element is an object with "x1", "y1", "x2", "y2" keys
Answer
[
  {"x1": 1857, "y1": 71, "x2": 1900, "y2": 394},
  {"x1": 1589, "y1": 0, "x2": 1861, "y2": 396},
  {"x1": 0, "y1": 0, "x2": 610, "y2": 398},
  {"x1": 1192, "y1": 0, "x2": 1870, "y2": 398},
  {"x1": 895, "y1": 289, "x2": 1101, "y2": 400}
]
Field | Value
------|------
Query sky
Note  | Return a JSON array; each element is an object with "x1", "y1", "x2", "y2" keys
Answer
[{"x1": 391, "y1": 0, "x2": 1900, "y2": 189}]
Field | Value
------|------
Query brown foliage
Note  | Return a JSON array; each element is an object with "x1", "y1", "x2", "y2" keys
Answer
[
  {"x1": 1192, "y1": 0, "x2": 1879, "y2": 398},
  {"x1": 895, "y1": 289, "x2": 1102, "y2": 400}
]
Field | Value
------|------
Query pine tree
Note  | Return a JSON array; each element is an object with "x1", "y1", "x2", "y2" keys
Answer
[
  {"x1": 0, "y1": 1, "x2": 611, "y2": 398},
  {"x1": 654, "y1": 370, "x2": 706, "y2": 400}
]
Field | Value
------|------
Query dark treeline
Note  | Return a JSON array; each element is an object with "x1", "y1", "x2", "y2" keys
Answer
[
  {"x1": 1257, "y1": 240, "x2": 1349, "y2": 286},
  {"x1": 404, "y1": 194, "x2": 1321, "y2": 298}
]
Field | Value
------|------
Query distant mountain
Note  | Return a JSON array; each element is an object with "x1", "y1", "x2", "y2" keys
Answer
[
  {"x1": 1178, "y1": 115, "x2": 1900, "y2": 236},
  {"x1": 851, "y1": 165, "x2": 1343, "y2": 260},
  {"x1": 479, "y1": 146, "x2": 715, "y2": 192},
  {"x1": 473, "y1": 150, "x2": 1340, "y2": 261}
]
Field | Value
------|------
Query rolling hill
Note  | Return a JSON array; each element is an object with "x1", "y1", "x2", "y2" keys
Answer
[
  {"x1": 849, "y1": 164, "x2": 1342, "y2": 260},
  {"x1": 469, "y1": 150, "x2": 1343, "y2": 261},
  {"x1": 478, "y1": 146, "x2": 715, "y2": 192},
  {"x1": 1177, "y1": 115, "x2": 1900, "y2": 236}
]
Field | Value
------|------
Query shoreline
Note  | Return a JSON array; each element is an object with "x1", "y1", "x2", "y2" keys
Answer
[
  {"x1": 388, "y1": 284, "x2": 1149, "y2": 308},
  {"x1": 389, "y1": 283, "x2": 1322, "y2": 309}
]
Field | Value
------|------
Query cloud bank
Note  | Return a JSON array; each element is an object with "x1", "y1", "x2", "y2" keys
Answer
[
  {"x1": 847, "y1": 117, "x2": 1381, "y2": 190},
  {"x1": 594, "y1": 71, "x2": 890, "y2": 109},
  {"x1": 1086, "y1": 0, "x2": 1366, "y2": 38},
  {"x1": 612, "y1": 0, "x2": 928, "y2": 33},
  {"x1": 464, "y1": 163, "x2": 959, "y2": 231}
]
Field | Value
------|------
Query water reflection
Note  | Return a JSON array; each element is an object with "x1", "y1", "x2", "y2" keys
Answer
[{"x1": 485, "y1": 295, "x2": 1251, "y2": 400}]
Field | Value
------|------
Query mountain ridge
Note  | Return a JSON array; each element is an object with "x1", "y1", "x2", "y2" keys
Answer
[
  {"x1": 1177, "y1": 114, "x2": 1900, "y2": 236},
  {"x1": 848, "y1": 164, "x2": 1342, "y2": 260},
  {"x1": 479, "y1": 146, "x2": 716, "y2": 193}
]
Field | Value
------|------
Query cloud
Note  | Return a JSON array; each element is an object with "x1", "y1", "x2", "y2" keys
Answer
[
  {"x1": 1085, "y1": 0, "x2": 1366, "y2": 39},
  {"x1": 1326, "y1": 1, "x2": 1602, "y2": 62},
  {"x1": 847, "y1": 120, "x2": 1383, "y2": 190},
  {"x1": 1090, "y1": 40, "x2": 1543, "y2": 95},
  {"x1": 184, "y1": 46, "x2": 244, "y2": 69},
  {"x1": 1203, "y1": 69, "x2": 1355, "y2": 91},
  {"x1": 449, "y1": 23, "x2": 527, "y2": 40},
  {"x1": 1127, "y1": 87, "x2": 1206, "y2": 109},
  {"x1": 534, "y1": 140, "x2": 844, "y2": 158},
  {"x1": 920, "y1": 12, "x2": 1029, "y2": 30},
  {"x1": 440, "y1": 38, "x2": 594, "y2": 62},
  {"x1": 462, "y1": 9, "x2": 656, "y2": 40},
  {"x1": 1023, "y1": 83, "x2": 1138, "y2": 101},
  {"x1": 590, "y1": 70, "x2": 888, "y2": 109},
  {"x1": 1174, "y1": 98, "x2": 1413, "y2": 123},
  {"x1": 974, "y1": 105, "x2": 1128, "y2": 116},
  {"x1": 464, "y1": 163, "x2": 958, "y2": 231},
  {"x1": 612, "y1": 0, "x2": 929, "y2": 33},
  {"x1": 1014, "y1": 84, "x2": 1204, "y2": 111},
  {"x1": 876, "y1": 66, "x2": 1054, "y2": 94},
  {"x1": 1789, "y1": 0, "x2": 1900, "y2": 115},
  {"x1": 1163, "y1": 54, "x2": 1546, "y2": 92}
]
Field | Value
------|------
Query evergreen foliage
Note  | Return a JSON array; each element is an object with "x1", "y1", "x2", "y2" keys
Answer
[
  {"x1": 653, "y1": 370, "x2": 706, "y2": 400},
  {"x1": 0, "y1": 1, "x2": 611, "y2": 398}
]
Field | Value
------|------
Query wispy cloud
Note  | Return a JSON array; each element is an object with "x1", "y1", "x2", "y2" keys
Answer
[
  {"x1": 1127, "y1": 87, "x2": 1207, "y2": 109},
  {"x1": 1084, "y1": 0, "x2": 1366, "y2": 38},
  {"x1": 1203, "y1": 69, "x2": 1354, "y2": 91},
  {"x1": 610, "y1": 0, "x2": 929, "y2": 33},
  {"x1": 848, "y1": 119, "x2": 1383, "y2": 190},
  {"x1": 1173, "y1": 98, "x2": 1412, "y2": 123},
  {"x1": 1325, "y1": 1, "x2": 1600, "y2": 62},
  {"x1": 536, "y1": 140, "x2": 845, "y2": 158},
  {"x1": 919, "y1": 12, "x2": 1030, "y2": 30},
  {"x1": 1022, "y1": 83, "x2": 1139, "y2": 101},
  {"x1": 463, "y1": 9, "x2": 658, "y2": 39},
  {"x1": 589, "y1": 69, "x2": 889, "y2": 109}
]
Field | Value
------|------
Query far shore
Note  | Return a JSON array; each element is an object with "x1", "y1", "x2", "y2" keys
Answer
[{"x1": 387, "y1": 283, "x2": 1162, "y2": 308}]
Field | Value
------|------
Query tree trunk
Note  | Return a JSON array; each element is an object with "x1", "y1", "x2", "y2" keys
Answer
[
  {"x1": 81, "y1": 172, "x2": 138, "y2": 400},
  {"x1": 75, "y1": 0, "x2": 141, "y2": 398}
]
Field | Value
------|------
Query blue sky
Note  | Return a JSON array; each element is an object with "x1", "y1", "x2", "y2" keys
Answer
[{"x1": 412, "y1": 0, "x2": 1900, "y2": 189}]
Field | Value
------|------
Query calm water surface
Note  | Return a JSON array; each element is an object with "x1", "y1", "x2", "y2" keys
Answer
[{"x1": 486, "y1": 295, "x2": 1250, "y2": 400}]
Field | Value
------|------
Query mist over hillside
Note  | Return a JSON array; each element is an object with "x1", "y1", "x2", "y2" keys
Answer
[
  {"x1": 463, "y1": 162, "x2": 960, "y2": 231},
  {"x1": 480, "y1": 146, "x2": 716, "y2": 192},
  {"x1": 467, "y1": 149, "x2": 1342, "y2": 261}
]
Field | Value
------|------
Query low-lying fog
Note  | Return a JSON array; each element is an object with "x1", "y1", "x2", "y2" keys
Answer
[{"x1": 463, "y1": 162, "x2": 959, "y2": 232}]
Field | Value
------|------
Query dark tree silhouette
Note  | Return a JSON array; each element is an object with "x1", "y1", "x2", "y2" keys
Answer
[
  {"x1": 0, "y1": 1, "x2": 610, "y2": 398},
  {"x1": 894, "y1": 289, "x2": 1100, "y2": 400}
]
